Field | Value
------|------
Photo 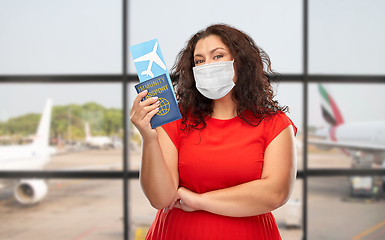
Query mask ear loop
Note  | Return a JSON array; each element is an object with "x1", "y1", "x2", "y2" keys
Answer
[{"x1": 231, "y1": 60, "x2": 236, "y2": 84}]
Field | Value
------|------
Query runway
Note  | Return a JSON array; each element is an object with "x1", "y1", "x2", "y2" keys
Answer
[{"x1": 1, "y1": 148, "x2": 384, "y2": 240}]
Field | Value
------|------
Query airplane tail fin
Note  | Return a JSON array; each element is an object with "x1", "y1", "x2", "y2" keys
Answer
[
  {"x1": 32, "y1": 99, "x2": 52, "y2": 147},
  {"x1": 318, "y1": 84, "x2": 344, "y2": 126},
  {"x1": 141, "y1": 69, "x2": 154, "y2": 78},
  {"x1": 85, "y1": 122, "x2": 91, "y2": 139}
]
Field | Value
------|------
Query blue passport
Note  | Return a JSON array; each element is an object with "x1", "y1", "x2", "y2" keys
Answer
[{"x1": 134, "y1": 73, "x2": 182, "y2": 129}]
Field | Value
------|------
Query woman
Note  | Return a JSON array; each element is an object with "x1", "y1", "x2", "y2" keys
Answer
[{"x1": 130, "y1": 23, "x2": 297, "y2": 240}]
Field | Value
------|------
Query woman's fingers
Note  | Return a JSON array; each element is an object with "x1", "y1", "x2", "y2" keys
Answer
[
  {"x1": 173, "y1": 199, "x2": 194, "y2": 212},
  {"x1": 131, "y1": 90, "x2": 154, "y2": 117},
  {"x1": 163, "y1": 197, "x2": 178, "y2": 213},
  {"x1": 130, "y1": 90, "x2": 159, "y2": 125},
  {"x1": 141, "y1": 103, "x2": 159, "y2": 122},
  {"x1": 130, "y1": 90, "x2": 148, "y2": 114},
  {"x1": 135, "y1": 99, "x2": 159, "y2": 124},
  {"x1": 173, "y1": 199, "x2": 182, "y2": 209},
  {"x1": 129, "y1": 90, "x2": 162, "y2": 139}
]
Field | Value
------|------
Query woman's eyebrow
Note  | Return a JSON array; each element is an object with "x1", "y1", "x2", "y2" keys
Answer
[
  {"x1": 193, "y1": 53, "x2": 204, "y2": 58},
  {"x1": 210, "y1": 47, "x2": 226, "y2": 54},
  {"x1": 194, "y1": 47, "x2": 226, "y2": 58}
]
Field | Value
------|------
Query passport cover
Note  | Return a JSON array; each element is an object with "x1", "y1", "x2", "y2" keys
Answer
[{"x1": 134, "y1": 73, "x2": 182, "y2": 129}]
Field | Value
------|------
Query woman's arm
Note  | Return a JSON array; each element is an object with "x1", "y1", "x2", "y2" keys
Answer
[
  {"x1": 173, "y1": 125, "x2": 297, "y2": 217},
  {"x1": 140, "y1": 127, "x2": 179, "y2": 210},
  {"x1": 130, "y1": 90, "x2": 179, "y2": 210}
]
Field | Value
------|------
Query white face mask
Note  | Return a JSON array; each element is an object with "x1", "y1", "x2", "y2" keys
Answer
[{"x1": 192, "y1": 60, "x2": 235, "y2": 100}]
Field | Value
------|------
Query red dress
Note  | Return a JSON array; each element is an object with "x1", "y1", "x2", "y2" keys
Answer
[{"x1": 145, "y1": 112, "x2": 297, "y2": 240}]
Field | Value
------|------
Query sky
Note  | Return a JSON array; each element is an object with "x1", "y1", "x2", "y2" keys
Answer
[{"x1": 0, "y1": 0, "x2": 385, "y2": 131}]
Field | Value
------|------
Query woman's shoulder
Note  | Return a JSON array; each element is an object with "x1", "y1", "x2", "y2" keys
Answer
[
  {"x1": 241, "y1": 109, "x2": 289, "y2": 124},
  {"x1": 241, "y1": 110, "x2": 297, "y2": 134},
  {"x1": 254, "y1": 111, "x2": 297, "y2": 150},
  {"x1": 263, "y1": 111, "x2": 296, "y2": 131}
]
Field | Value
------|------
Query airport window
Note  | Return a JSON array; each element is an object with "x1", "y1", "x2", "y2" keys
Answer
[
  {"x1": 308, "y1": 176, "x2": 385, "y2": 240},
  {"x1": 1, "y1": 1, "x2": 385, "y2": 240},
  {"x1": 128, "y1": 0, "x2": 303, "y2": 75},
  {"x1": 307, "y1": 83, "x2": 385, "y2": 170},
  {"x1": 0, "y1": 178, "x2": 123, "y2": 239},
  {"x1": 0, "y1": 83, "x2": 123, "y2": 171},
  {"x1": 0, "y1": 0, "x2": 122, "y2": 75},
  {"x1": 272, "y1": 179, "x2": 303, "y2": 239},
  {"x1": 309, "y1": 0, "x2": 385, "y2": 75},
  {"x1": 275, "y1": 82, "x2": 304, "y2": 170},
  {"x1": 129, "y1": 179, "x2": 157, "y2": 239}
]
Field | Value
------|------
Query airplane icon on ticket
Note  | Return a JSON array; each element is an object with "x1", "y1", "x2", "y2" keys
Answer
[{"x1": 133, "y1": 42, "x2": 167, "y2": 78}]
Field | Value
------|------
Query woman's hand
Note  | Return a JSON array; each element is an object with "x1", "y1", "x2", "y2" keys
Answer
[
  {"x1": 164, "y1": 187, "x2": 201, "y2": 213},
  {"x1": 130, "y1": 90, "x2": 160, "y2": 139}
]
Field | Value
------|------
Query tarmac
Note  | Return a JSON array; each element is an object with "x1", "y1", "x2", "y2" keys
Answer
[{"x1": 0, "y1": 147, "x2": 384, "y2": 240}]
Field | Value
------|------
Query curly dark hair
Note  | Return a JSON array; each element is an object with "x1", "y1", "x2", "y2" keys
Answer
[{"x1": 171, "y1": 23, "x2": 288, "y2": 131}]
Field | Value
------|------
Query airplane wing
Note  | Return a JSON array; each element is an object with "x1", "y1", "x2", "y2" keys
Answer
[
  {"x1": 152, "y1": 54, "x2": 167, "y2": 70},
  {"x1": 133, "y1": 42, "x2": 166, "y2": 70},
  {"x1": 308, "y1": 139, "x2": 385, "y2": 152},
  {"x1": 133, "y1": 52, "x2": 152, "y2": 63}
]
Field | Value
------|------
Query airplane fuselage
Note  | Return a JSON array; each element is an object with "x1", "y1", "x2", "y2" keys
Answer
[
  {"x1": 86, "y1": 136, "x2": 112, "y2": 148},
  {"x1": 333, "y1": 122, "x2": 385, "y2": 145},
  {"x1": 313, "y1": 121, "x2": 385, "y2": 166},
  {"x1": 0, "y1": 145, "x2": 51, "y2": 170}
]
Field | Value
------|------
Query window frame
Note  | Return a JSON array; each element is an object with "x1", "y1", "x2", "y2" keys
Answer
[{"x1": 0, "y1": 1, "x2": 384, "y2": 239}]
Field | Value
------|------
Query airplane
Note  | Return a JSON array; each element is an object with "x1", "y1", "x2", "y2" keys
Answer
[
  {"x1": 84, "y1": 122, "x2": 114, "y2": 149},
  {"x1": 308, "y1": 84, "x2": 385, "y2": 197},
  {"x1": 133, "y1": 42, "x2": 167, "y2": 78},
  {"x1": 0, "y1": 99, "x2": 55, "y2": 204}
]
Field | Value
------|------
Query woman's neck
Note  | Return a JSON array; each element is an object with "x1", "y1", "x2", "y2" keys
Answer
[{"x1": 211, "y1": 93, "x2": 238, "y2": 120}]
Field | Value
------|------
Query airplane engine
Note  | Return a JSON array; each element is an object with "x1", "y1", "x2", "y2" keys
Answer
[{"x1": 14, "y1": 179, "x2": 48, "y2": 205}]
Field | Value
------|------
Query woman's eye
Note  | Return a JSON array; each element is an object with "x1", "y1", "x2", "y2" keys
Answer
[
  {"x1": 195, "y1": 59, "x2": 204, "y2": 65},
  {"x1": 214, "y1": 55, "x2": 223, "y2": 60}
]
